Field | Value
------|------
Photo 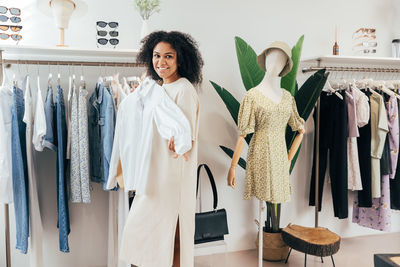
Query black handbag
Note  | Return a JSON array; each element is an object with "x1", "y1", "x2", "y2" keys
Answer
[{"x1": 194, "y1": 164, "x2": 229, "y2": 244}]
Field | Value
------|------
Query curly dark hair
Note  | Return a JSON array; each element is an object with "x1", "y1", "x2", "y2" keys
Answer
[{"x1": 137, "y1": 31, "x2": 204, "y2": 86}]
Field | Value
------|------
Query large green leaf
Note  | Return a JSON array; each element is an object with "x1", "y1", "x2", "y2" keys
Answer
[
  {"x1": 235, "y1": 36, "x2": 265, "y2": 90},
  {"x1": 281, "y1": 35, "x2": 304, "y2": 96},
  {"x1": 210, "y1": 80, "x2": 240, "y2": 125},
  {"x1": 220, "y1": 145, "x2": 247, "y2": 170},
  {"x1": 285, "y1": 69, "x2": 329, "y2": 173},
  {"x1": 295, "y1": 69, "x2": 329, "y2": 120}
]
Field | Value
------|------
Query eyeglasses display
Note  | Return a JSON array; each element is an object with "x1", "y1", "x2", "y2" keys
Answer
[
  {"x1": 0, "y1": 25, "x2": 22, "y2": 32},
  {"x1": 97, "y1": 30, "x2": 118, "y2": 37},
  {"x1": 0, "y1": 15, "x2": 21, "y2": 23},
  {"x1": 0, "y1": 6, "x2": 22, "y2": 43},
  {"x1": 97, "y1": 38, "x2": 119, "y2": 45},
  {"x1": 97, "y1": 21, "x2": 118, "y2": 28},
  {"x1": 352, "y1": 28, "x2": 377, "y2": 56},
  {"x1": 96, "y1": 21, "x2": 119, "y2": 48},
  {"x1": 0, "y1": 33, "x2": 22, "y2": 41},
  {"x1": 0, "y1": 6, "x2": 21, "y2": 16}
]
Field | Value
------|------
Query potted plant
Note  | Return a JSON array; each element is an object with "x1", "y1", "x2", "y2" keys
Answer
[
  {"x1": 210, "y1": 35, "x2": 329, "y2": 261},
  {"x1": 131, "y1": 0, "x2": 161, "y2": 38}
]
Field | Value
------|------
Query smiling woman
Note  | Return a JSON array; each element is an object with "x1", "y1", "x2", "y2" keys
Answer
[
  {"x1": 137, "y1": 30, "x2": 204, "y2": 86},
  {"x1": 119, "y1": 31, "x2": 203, "y2": 267}
]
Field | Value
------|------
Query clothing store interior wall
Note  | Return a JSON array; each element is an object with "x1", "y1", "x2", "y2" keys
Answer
[{"x1": 1, "y1": 0, "x2": 400, "y2": 266}]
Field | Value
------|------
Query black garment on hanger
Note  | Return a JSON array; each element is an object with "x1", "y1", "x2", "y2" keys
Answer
[
  {"x1": 309, "y1": 91, "x2": 349, "y2": 219},
  {"x1": 390, "y1": 99, "x2": 400, "y2": 210},
  {"x1": 357, "y1": 89, "x2": 372, "y2": 208},
  {"x1": 380, "y1": 93, "x2": 392, "y2": 176}
]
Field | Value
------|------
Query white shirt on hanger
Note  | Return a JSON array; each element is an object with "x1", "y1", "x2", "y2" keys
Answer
[
  {"x1": 106, "y1": 78, "x2": 192, "y2": 194},
  {"x1": 0, "y1": 86, "x2": 13, "y2": 203},
  {"x1": 32, "y1": 77, "x2": 46, "y2": 151}
]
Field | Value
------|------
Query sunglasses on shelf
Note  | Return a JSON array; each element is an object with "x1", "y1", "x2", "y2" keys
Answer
[
  {"x1": 0, "y1": 15, "x2": 21, "y2": 23},
  {"x1": 96, "y1": 21, "x2": 118, "y2": 28},
  {"x1": 0, "y1": 33, "x2": 22, "y2": 41},
  {"x1": 0, "y1": 6, "x2": 21, "y2": 16},
  {"x1": 97, "y1": 38, "x2": 119, "y2": 46},
  {"x1": 97, "y1": 30, "x2": 118, "y2": 37},
  {"x1": 0, "y1": 25, "x2": 22, "y2": 32}
]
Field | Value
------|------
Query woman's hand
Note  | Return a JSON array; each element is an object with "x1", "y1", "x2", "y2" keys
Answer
[
  {"x1": 227, "y1": 166, "x2": 236, "y2": 188},
  {"x1": 168, "y1": 136, "x2": 189, "y2": 161}
]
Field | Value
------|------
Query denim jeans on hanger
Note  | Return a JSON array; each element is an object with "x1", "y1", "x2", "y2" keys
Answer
[
  {"x1": 55, "y1": 85, "x2": 70, "y2": 252},
  {"x1": 43, "y1": 86, "x2": 57, "y2": 151},
  {"x1": 11, "y1": 86, "x2": 29, "y2": 254}
]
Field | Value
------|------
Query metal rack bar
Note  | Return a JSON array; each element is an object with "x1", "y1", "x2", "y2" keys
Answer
[
  {"x1": 1, "y1": 59, "x2": 144, "y2": 68},
  {"x1": 303, "y1": 66, "x2": 400, "y2": 73},
  {"x1": 5, "y1": 204, "x2": 10, "y2": 267}
]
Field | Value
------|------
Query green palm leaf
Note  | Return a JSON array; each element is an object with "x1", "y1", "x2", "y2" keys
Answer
[
  {"x1": 210, "y1": 80, "x2": 240, "y2": 125},
  {"x1": 220, "y1": 145, "x2": 247, "y2": 170},
  {"x1": 285, "y1": 69, "x2": 329, "y2": 173},
  {"x1": 281, "y1": 35, "x2": 304, "y2": 96},
  {"x1": 235, "y1": 36, "x2": 265, "y2": 90}
]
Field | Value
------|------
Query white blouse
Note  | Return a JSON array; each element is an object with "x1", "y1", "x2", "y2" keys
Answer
[
  {"x1": 0, "y1": 87, "x2": 13, "y2": 203},
  {"x1": 106, "y1": 78, "x2": 192, "y2": 194}
]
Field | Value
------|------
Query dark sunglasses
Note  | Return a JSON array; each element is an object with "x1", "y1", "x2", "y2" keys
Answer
[
  {"x1": 0, "y1": 25, "x2": 22, "y2": 32},
  {"x1": 97, "y1": 38, "x2": 119, "y2": 46},
  {"x1": 96, "y1": 21, "x2": 118, "y2": 28},
  {"x1": 97, "y1": 30, "x2": 118, "y2": 37},
  {"x1": 0, "y1": 6, "x2": 21, "y2": 16},
  {"x1": 0, "y1": 33, "x2": 22, "y2": 41},
  {"x1": 0, "y1": 15, "x2": 21, "y2": 23}
]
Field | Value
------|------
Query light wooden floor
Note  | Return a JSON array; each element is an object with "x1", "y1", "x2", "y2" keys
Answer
[{"x1": 194, "y1": 232, "x2": 400, "y2": 267}]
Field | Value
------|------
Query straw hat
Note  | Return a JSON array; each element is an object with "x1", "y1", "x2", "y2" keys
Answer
[{"x1": 257, "y1": 41, "x2": 293, "y2": 77}]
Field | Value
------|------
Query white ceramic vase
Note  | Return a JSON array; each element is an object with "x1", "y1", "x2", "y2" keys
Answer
[{"x1": 140, "y1": 19, "x2": 150, "y2": 40}]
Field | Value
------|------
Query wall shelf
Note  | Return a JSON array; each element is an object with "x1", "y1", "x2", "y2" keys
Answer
[
  {"x1": 301, "y1": 55, "x2": 400, "y2": 73},
  {"x1": 0, "y1": 44, "x2": 139, "y2": 63}
]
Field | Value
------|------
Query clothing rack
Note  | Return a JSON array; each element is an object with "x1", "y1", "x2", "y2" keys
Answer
[
  {"x1": 303, "y1": 66, "x2": 400, "y2": 73},
  {"x1": 0, "y1": 46, "x2": 142, "y2": 267},
  {"x1": 302, "y1": 56, "x2": 400, "y2": 228},
  {"x1": 1, "y1": 59, "x2": 144, "y2": 68}
]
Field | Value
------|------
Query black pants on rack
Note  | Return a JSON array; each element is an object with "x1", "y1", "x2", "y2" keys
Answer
[
  {"x1": 356, "y1": 91, "x2": 372, "y2": 207},
  {"x1": 309, "y1": 91, "x2": 349, "y2": 219}
]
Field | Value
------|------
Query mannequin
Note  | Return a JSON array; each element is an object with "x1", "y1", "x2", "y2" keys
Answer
[
  {"x1": 227, "y1": 48, "x2": 305, "y2": 188},
  {"x1": 227, "y1": 43, "x2": 305, "y2": 265}
]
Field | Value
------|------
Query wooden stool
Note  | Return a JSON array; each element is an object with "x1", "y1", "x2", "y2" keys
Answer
[{"x1": 282, "y1": 224, "x2": 341, "y2": 267}]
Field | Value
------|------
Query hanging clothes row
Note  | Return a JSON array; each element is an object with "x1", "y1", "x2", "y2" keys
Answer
[
  {"x1": 309, "y1": 77, "x2": 400, "y2": 232},
  {"x1": 0, "y1": 64, "x2": 141, "y2": 264}
]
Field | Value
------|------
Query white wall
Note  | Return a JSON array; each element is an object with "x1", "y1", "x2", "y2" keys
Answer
[{"x1": 1, "y1": 0, "x2": 400, "y2": 266}]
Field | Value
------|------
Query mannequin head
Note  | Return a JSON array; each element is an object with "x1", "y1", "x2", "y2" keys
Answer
[
  {"x1": 257, "y1": 41, "x2": 293, "y2": 77},
  {"x1": 265, "y1": 49, "x2": 287, "y2": 77}
]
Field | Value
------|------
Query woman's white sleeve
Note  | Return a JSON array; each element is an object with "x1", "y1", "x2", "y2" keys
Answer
[{"x1": 154, "y1": 92, "x2": 192, "y2": 155}]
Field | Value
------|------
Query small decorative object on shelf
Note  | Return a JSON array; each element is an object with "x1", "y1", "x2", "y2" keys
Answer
[
  {"x1": 392, "y1": 39, "x2": 400, "y2": 58},
  {"x1": 352, "y1": 27, "x2": 377, "y2": 56},
  {"x1": 37, "y1": 0, "x2": 88, "y2": 47},
  {"x1": 333, "y1": 26, "x2": 339, "y2": 55},
  {"x1": 131, "y1": 0, "x2": 161, "y2": 39}
]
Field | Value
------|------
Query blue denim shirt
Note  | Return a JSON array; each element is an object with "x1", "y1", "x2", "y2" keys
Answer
[
  {"x1": 43, "y1": 86, "x2": 57, "y2": 151},
  {"x1": 88, "y1": 83, "x2": 116, "y2": 189}
]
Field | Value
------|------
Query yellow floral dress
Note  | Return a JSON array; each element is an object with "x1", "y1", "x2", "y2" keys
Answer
[{"x1": 238, "y1": 88, "x2": 304, "y2": 203}]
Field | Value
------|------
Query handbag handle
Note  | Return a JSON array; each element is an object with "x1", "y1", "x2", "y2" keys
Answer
[{"x1": 196, "y1": 164, "x2": 218, "y2": 210}]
